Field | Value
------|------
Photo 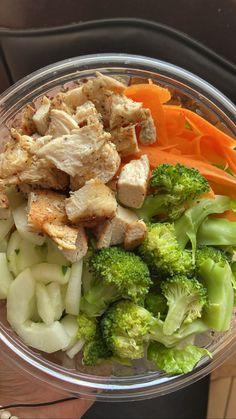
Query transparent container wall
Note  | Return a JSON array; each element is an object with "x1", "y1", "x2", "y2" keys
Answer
[{"x1": 0, "y1": 54, "x2": 236, "y2": 401}]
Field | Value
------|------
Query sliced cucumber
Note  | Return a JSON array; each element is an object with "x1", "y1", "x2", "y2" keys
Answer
[
  {"x1": 36, "y1": 283, "x2": 55, "y2": 325},
  {"x1": 0, "y1": 235, "x2": 10, "y2": 252},
  {"x1": 0, "y1": 215, "x2": 14, "y2": 243},
  {"x1": 61, "y1": 314, "x2": 78, "y2": 350},
  {"x1": 65, "y1": 260, "x2": 83, "y2": 316},
  {"x1": 47, "y1": 282, "x2": 63, "y2": 321},
  {"x1": 7, "y1": 268, "x2": 35, "y2": 327},
  {"x1": 16, "y1": 320, "x2": 70, "y2": 353},
  {"x1": 7, "y1": 231, "x2": 46, "y2": 277},
  {"x1": 31, "y1": 263, "x2": 71, "y2": 285},
  {"x1": 46, "y1": 238, "x2": 70, "y2": 266},
  {"x1": 5, "y1": 186, "x2": 26, "y2": 209},
  {"x1": 66, "y1": 339, "x2": 85, "y2": 359},
  {"x1": 13, "y1": 204, "x2": 45, "y2": 245},
  {"x1": 0, "y1": 253, "x2": 13, "y2": 299}
]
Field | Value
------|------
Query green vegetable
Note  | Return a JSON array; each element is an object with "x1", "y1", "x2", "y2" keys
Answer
[
  {"x1": 101, "y1": 300, "x2": 152, "y2": 359},
  {"x1": 136, "y1": 163, "x2": 209, "y2": 222},
  {"x1": 175, "y1": 195, "x2": 232, "y2": 256},
  {"x1": 197, "y1": 217, "x2": 236, "y2": 247},
  {"x1": 139, "y1": 223, "x2": 193, "y2": 277},
  {"x1": 77, "y1": 313, "x2": 111, "y2": 365},
  {"x1": 145, "y1": 292, "x2": 168, "y2": 319},
  {"x1": 161, "y1": 275, "x2": 207, "y2": 335},
  {"x1": 80, "y1": 247, "x2": 152, "y2": 317},
  {"x1": 148, "y1": 342, "x2": 211, "y2": 374},
  {"x1": 196, "y1": 246, "x2": 234, "y2": 331},
  {"x1": 101, "y1": 300, "x2": 208, "y2": 360}
]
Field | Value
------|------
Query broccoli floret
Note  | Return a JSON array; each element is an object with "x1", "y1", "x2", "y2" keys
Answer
[
  {"x1": 161, "y1": 275, "x2": 207, "y2": 335},
  {"x1": 80, "y1": 247, "x2": 152, "y2": 317},
  {"x1": 197, "y1": 217, "x2": 236, "y2": 248},
  {"x1": 175, "y1": 195, "x2": 232, "y2": 256},
  {"x1": 77, "y1": 313, "x2": 111, "y2": 366},
  {"x1": 101, "y1": 300, "x2": 152, "y2": 359},
  {"x1": 137, "y1": 163, "x2": 209, "y2": 222},
  {"x1": 195, "y1": 246, "x2": 234, "y2": 331},
  {"x1": 148, "y1": 342, "x2": 211, "y2": 374},
  {"x1": 145, "y1": 292, "x2": 168, "y2": 319},
  {"x1": 139, "y1": 223, "x2": 194, "y2": 277},
  {"x1": 101, "y1": 300, "x2": 208, "y2": 360}
]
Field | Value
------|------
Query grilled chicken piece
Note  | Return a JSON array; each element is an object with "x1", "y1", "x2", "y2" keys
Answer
[
  {"x1": 20, "y1": 105, "x2": 36, "y2": 136},
  {"x1": 108, "y1": 94, "x2": 143, "y2": 129},
  {"x1": 33, "y1": 96, "x2": 51, "y2": 135},
  {"x1": 0, "y1": 191, "x2": 10, "y2": 220},
  {"x1": 36, "y1": 125, "x2": 109, "y2": 177},
  {"x1": 0, "y1": 131, "x2": 68, "y2": 191},
  {"x1": 47, "y1": 109, "x2": 78, "y2": 137},
  {"x1": 124, "y1": 220, "x2": 147, "y2": 250},
  {"x1": 110, "y1": 125, "x2": 139, "y2": 157},
  {"x1": 95, "y1": 204, "x2": 138, "y2": 248},
  {"x1": 62, "y1": 227, "x2": 88, "y2": 263},
  {"x1": 27, "y1": 190, "x2": 83, "y2": 251},
  {"x1": 70, "y1": 142, "x2": 120, "y2": 190},
  {"x1": 117, "y1": 154, "x2": 150, "y2": 209},
  {"x1": 43, "y1": 223, "x2": 79, "y2": 250},
  {"x1": 66, "y1": 179, "x2": 117, "y2": 227},
  {"x1": 62, "y1": 85, "x2": 87, "y2": 110},
  {"x1": 28, "y1": 190, "x2": 67, "y2": 230},
  {"x1": 74, "y1": 101, "x2": 102, "y2": 128},
  {"x1": 139, "y1": 109, "x2": 156, "y2": 145}
]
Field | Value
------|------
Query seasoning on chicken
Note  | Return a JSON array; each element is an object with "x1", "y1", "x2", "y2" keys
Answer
[
  {"x1": 70, "y1": 142, "x2": 120, "y2": 190},
  {"x1": 124, "y1": 220, "x2": 147, "y2": 250},
  {"x1": 36, "y1": 125, "x2": 109, "y2": 177},
  {"x1": 62, "y1": 227, "x2": 88, "y2": 263},
  {"x1": 110, "y1": 125, "x2": 139, "y2": 157},
  {"x1": 117, "y1": 155, "x2": 150, "y2": 209},
  {"x1": 0, "y1": 191, "x2": 10, "y2": 220},
  {"x1": 65, "y1": 179, "x2": 117, "y2": 227},
  {"x1": 139, "y1": 109, "x2": 156, "y2": 145},
  {"x1": 95, "y1": 204, "x2": 138, "y2": 249},
  {"x1": 32, "y1": 96, "x2": 51, "y2": 135},
  {"x1": 27, "y1": 189, "x2": 83, "y2": 251},
  {"x1": 74, "y1": 101, "x2": 102, "y2": 128},
  {"x1": 108, "y1": 94, "x2": 144, "y2": 129},
  {"x1": 20, "y1": 105, "x2": 36, "y2": 136},
  {"x1": 47, "y1": 109, "x2": 78, "y2": 137}
]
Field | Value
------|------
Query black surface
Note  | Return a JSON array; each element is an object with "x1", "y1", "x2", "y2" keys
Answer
[
  {"x1": 0, "y1": 0, "x2": 235, "y2": 66},
  {"x1": 83, "y1": 376, "x2": 210, "y2": 419},
  {"x1": 0, "y1": 19, "x2": 235, "y2": 102}
]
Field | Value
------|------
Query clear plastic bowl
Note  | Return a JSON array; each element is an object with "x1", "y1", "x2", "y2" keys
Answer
[{"x1": 0, "y1": 54, "x2": 236, "y2": 401}]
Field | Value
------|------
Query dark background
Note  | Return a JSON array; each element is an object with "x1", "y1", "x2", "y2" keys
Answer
[{"x1": 0, "y1": 1, "x2": 235, "y2": 417}]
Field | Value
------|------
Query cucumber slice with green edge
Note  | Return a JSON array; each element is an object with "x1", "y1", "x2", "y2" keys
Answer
[
  {"x1": 36, "y1": 283, "x2": 55, "y2": 325},
  {"x1": 0, "y1": 215, "x2": 14, "y2": 243},
  {"x1": 16, "y1": 320, "x2": 70, "y2": 353},
  {"x1": 47, "y1": 282, "x2": 63, "y2": 321},
  {"x1": 7, "y1": 268, "x2": 35, "y2": 328},
  {"x1": 13, "y1": 204, "x2": 45, "y2": 245},
  {"x1": 46, "y1": 238, "x2": 71, "y2": 266},
  {"x1": 31, "y1": 263, "x2": 71, "y2": 285},
  {"x1": 61, "y1": 314, "x2": 78, "y2": 350},
  {"x1": 65, "y1": 259, "x2": 83, "y2": 316},
  {"x1": 5, "y1": 186, "x2": 26, "y2": 209},
  {"x1": 0, "y1": 253, "x2": 13, "y2": 299},
  {"x1": 7, "y1": 231, "x2": 46, "y2": 277}
]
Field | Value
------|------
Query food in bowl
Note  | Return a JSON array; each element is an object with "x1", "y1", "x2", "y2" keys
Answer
[{"x1": 0, "y1": 71, "x2": 236, "y2": 376}]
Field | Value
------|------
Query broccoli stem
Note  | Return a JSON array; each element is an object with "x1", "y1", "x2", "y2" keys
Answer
[
  {"x1": 163, "y1": 296, "x2": 190, "y2": 335},
  {"x1": 80, "y1": 283, "x2": 119, "y2": 317},
  {"x1": 198, "y1": 260, "x2": 234, "y2": 331},
  {"x1": 174, "y1": 196, "x2": 231, "y2": 253},
  {"x1": 197, "y1": 217, "x2": 236, "y2": 246},
  {"x1": 136, "y1": 195, "x2": 169, "y2": 222},
  {"x1": 150, "y1": 318, "x2": 208, "y2": 347}
]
